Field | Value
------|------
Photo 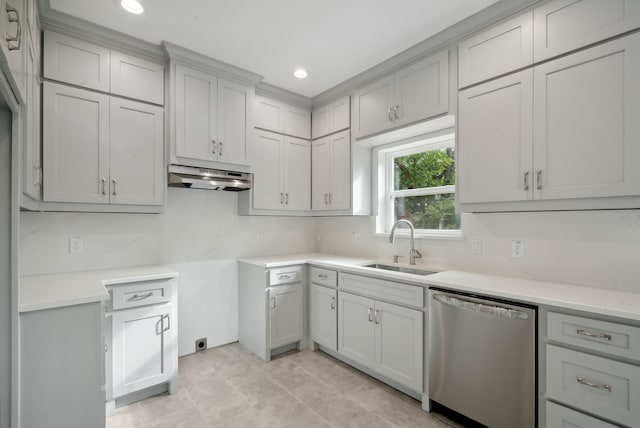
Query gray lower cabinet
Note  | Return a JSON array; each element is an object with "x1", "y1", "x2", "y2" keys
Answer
[
  {"x1": 269, "y1": 284, "x2": 303, "y2": 349},
  {"x1": 310, "y1": 283, "x2": 338, "y2": 352},
  {"x1": 21, "y1": 302, "x2": 105, "y2": 428}
]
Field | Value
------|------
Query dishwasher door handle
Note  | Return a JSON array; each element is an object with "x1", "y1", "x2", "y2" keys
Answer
[{"x1": 432, "y1": 293, "x2": 530, "y2": 320}]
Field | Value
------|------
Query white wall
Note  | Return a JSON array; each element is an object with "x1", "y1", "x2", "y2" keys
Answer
[
  {"x1": 315, "y1": 210, "x2": 640, "y2": 292},
  {"x1": 20, "y1": 188, "x2": 316, "y2": 355}
]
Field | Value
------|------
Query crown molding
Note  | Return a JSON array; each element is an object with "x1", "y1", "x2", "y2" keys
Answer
[{"x1": 255, "y1": 83, "x2": 312, "y2": 110}]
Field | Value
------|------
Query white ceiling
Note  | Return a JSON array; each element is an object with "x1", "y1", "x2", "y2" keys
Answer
[{"x1": 49, "y1": 0, "x2": 501, "y2": 98}]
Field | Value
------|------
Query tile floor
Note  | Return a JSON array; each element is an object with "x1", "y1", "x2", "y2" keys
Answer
[{"x1": 106, "y1": 342, "x2": 462, "y2": 428}]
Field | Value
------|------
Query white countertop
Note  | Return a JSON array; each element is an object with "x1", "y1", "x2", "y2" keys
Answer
[
  {"x1": 239, "y1": 253, "x2": 640, "y2": 322},
  {"x1": 20, "y1": 265, "x2": 179, "y2": 313}
]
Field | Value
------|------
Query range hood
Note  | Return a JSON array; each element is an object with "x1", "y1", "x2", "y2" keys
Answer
[{"x1": 168, "y1": 165, "x2": 252, "y2": 191}]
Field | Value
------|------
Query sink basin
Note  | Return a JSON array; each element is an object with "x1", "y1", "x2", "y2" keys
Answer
[{"x1": 363, "y1": 263, "x2": 436, "y2": 276}]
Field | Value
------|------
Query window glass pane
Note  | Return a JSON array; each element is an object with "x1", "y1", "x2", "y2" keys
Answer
[
  {"x1": 393, "y1": 147, "x2": 455, "y2": 191},
  {"x1": 394, "y1": 193, "x2": 460, "y2": 230}
]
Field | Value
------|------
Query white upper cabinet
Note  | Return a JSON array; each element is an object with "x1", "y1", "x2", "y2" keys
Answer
[
  {"x1": 458, "y1": 12, "x2": 533, "y2": 88},
  {"x1": 110, "y1": 51, "x2": 164, "y2": 105},
  {"x1": 532, "y1": 33, "x2": 640, "y2": 200},
  {"x1": 254, "y1": 95, "x2": 311, "y2": 139},
  {"x1": 173, "y1": 64, "x2": 252, "y2": 168},
  {"x1": 534, "y1": 0, "x2": 640, "y2": 62},
  {"x1": 458, "y1": 70, "x2": 533, "y2": 204},
  {"x1": 312, "y1": 130, "x2": 350, "y2": 211},
  {"x1": 353, "y1": 50, "x2": 448, "y2": 139},
  {"x1": 283, "y1": 136, "x2": 311, "y2": 211},
  {"x1": 0, "y1": 0, "x2": 27, "y2": 102},
  {"x1": 311, "y1": 96, "x2": 350, "y2": 139},
  {"x1": 44, "y1": 30, "x2": 111, "y2": 92},
  {"x1": 23, "y1": 32, "x2": 41, "y2": 201}
]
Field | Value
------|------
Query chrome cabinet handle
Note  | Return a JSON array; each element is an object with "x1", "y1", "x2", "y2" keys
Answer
[
  {"x1": 576, "y1": 376, "x2": 612, "y2": 392},
  {"x1": 270, "y1": 296, "x2": 276, "y2": 309},
  {"x1": 394, "y1": 105, "x2": 399, "y2": 119},
  {"x1": 368, "y1": 307, "x2": 373, "y2": 322},
  {"x1": 211, "y1": 140, "x2": 217, "y2": 154},
  {"x1": 163, "y1": 314, "x2": 171, "y2": 332},
  {"x1": 128, "y1": 292, "x2": 153, "y2": 301},
  {"x1": 318, "y1": 273, "x2": 328, "y2": 279},
  {"x1": 285, "y1": 193, "x2": 289, "y2": 205},
  {"x1": 101, "y1": 178, "x2": 106, "y2": 195},
  {"x1": 5, "y1": 4, "x2": 21, "y2": 51},
  {"x1": 388, "y1": 107, "x2": 393, "y2": 121},
  {"x1": 536, "y1": 170, "x2": 542, "y2": 190},
  {"x1": 576, "y1": 329, "x2": 612, "y2": 341},
  {"x1": 330, "y1": 296, "x2": 335, "y2": 310},
  {"x1": 219, "y1": 141, "x2": 223, "y2": 157},
  {"x1": 523, "y1": 171, "x2": 529, "y2": 190},
  {"x1": 280, "y1": 192, "x2": 284, "y2": 204},
  {"x1": 324, "y1": 193, "x2": 328, "y2": 205},
  {"x1": 374, "y1": 309, "x2": 381, "y2": 324},
  {"x1": 278, "y1": 273, "x2": 294, "y2": 280},
  {"x1": 329, "y1": 193, "x2": 332, "y2": 204},
  {"x1": 33, "y1": 164, "x2": 41, "y2": 188},
  {"x1": 112, "y1": 178, "x2": 117, "y2": 195}
]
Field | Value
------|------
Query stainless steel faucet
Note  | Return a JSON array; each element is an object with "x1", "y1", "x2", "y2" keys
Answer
[{"x1": 389, "y1": 219, "x2": 422, "y2": 265}]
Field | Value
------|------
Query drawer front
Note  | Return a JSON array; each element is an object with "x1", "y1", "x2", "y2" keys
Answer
[
  {"x1": 547, "y1": 344, "x2": 640, "y2": 426},
  {"x1": 546, "y1": 401, "x2": 620, "y2": 428},
  {"x1": 269, "y1": 265, "x2": 304, "y2": 286},
  {"x1": 110, "y1": 279, "x2": 174, "y2": 310},
  {"x1": 339, "y1": 273, "x2": 423, "y2": 308},
  {"x1": 310, "y1": 267, "x2": 337, "y2": 287},
  {"x1": 548, "y1": 312, "x2": 640, "y2": 361}
]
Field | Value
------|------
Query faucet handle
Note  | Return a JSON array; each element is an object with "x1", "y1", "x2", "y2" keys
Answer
[
  {"x1": 393, "y1": 255, "x2": 402, "y2": 263},
  {"x1": 411, "y1": 249, "x2": 422, "y2": 259}
]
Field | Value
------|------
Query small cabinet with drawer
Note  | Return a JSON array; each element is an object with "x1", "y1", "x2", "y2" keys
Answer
[
  {"x1": 310, "y1": 267, "x2": 338, "y2": 351},
  {"x1": 545, "y1": 311, "x2": 640, "y2": 427}
]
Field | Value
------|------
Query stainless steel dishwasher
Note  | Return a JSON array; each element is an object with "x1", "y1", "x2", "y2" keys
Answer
[{"x1": 429, "y1": 289, "x2": 536, "y2": 428}]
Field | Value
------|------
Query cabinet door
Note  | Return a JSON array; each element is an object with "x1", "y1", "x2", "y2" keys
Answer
[
  {"x1": 330, "y1": 96, "x2": 350, "y2": 134},
  {"x1": 457, "y1": 70, "x2": 533, "y2": 204},
  {"x1": 43, "y1": 30, "x2": 110, "y2": 92},
  {"x1": 338, "y1": 291, "x2": 375, "y2": 369},
  {"x1": 175, "y1": 64, "x2": 217, "y2": 162},
  {"x1": 311, "y1": 105, "x2": 330, "y2": 140},
  {"x1": 43, "y1": 82, "x2": 110, "y2": 204},
  {"x1": 312, "y1": 136, "x2": 331, "y2": 210},
  {"x1": 111, "y1": 303, "x2": 175, "y2": 398},
  {"x1": 534, "y1": 0, "x2": 640, "y2": 62},
  {"x1": 217, "y1": 78, "x2": 251, "y2": 166},
  {"x1": 352, "y1": 75, "x2": 394, "y2": 139},
  {"x1": 458, "y1": 12, "x2": 533, "y2": 88},
  {"x1": 284, "y1": 105, "x2": 311, "y2": 139},
  {"x1": 254, "y1": 96, "x2": 284, "y2": 132},
  {"x1": 310, "y1": 284, "x2": 337, "y2": 352},
  {"x1": 23, "y1": 36, "x2": 40, "y2": 200},
  {"x1": 373, "y1": 301, "x2": 422, "y2": 392},
  {"x1": 0, "y1": 0, "x2": 27, "y2": 102},
  {"x1": 394, "y1": 51, "x2": 449, "y2": 127},
  {"x1": 533, "y1": 33, "x2": 640, "y2": 200},
  {"x1": 329, "y1": 130, "x2": 351, "y2": 210},
  {"x1": 109, "y1": 98, "x2": 164, "y2": 206},
  {"x1": 110, "y1": 51, "x2": 164, "y2": 105},
  {"x1": 252, "y1": 130, "x2": 283, "y2": 210},
  {"x1": 269, "y1": 284, "x2": 303, "y2": 350},
  {"x1": 283, "y1": 136, "x2": 310, "y2": 211}
]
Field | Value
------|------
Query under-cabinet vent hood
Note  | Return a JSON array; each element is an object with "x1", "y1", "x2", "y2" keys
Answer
[{"x1": 168, "y1": 165, "x2": 252, "y2": 191}]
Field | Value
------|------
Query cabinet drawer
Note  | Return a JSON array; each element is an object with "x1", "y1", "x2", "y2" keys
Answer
[
  {"x1": 310, "y1": 267, "x2": 337, "y2": 287},
  {"x1": 110, "y1": 279, "x2": 174, "y2": 310},
  {"x1": 547, "y1": 344, "x2": 640, "y2": 427},
  {"x1": 546, "y1": 401, "x2": 619, "y2": 428},
  {"x1": 339, "y1": 273, "x2": 423, "y2": 308},
  {"x1": 43, "y1": 30, "x2": 110, "y2": 92},
  {"x1": 110, "y1": 51, "x2": 164, "y2": 105},
  {"x1": 269, "y1": 266, "x2": 304, "y2": 286},
  {"x1": 548, "y1": 312, "x2": 640, "y2": 362},
  {"x1": 534, "y1": 0, "x2": 640, "y2": 62}
]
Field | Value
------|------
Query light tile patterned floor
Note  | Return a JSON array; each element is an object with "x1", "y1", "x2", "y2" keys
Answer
[{"x1": 107, "y1": 342, "x2": 462, "y2": 428}]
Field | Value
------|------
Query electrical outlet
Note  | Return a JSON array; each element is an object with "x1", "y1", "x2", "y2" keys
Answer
[
  {"x1": 351, "y1": 232, "x2": 358, "y2": 244},
  {"x1": 471, "y1": 239, "x2": 482, "y2": 256},
  {"x1": 195, "y1": 338, "x2": 207, "y2": 352},
  {"x1": 257, "y1": 232, "x2": 264, "y2": 244},
  {"x1": 511, "y1": 240, "x2": 525, "y2": 258},
  {"x1": 316, "y1": 231, "x2": 322, "y2": 242},
  {"x1": 69, "y1": 237, "x2": 83, "y2": 254}
]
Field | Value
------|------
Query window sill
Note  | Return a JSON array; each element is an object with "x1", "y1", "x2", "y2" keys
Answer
[{"x1": 375, "y1": 230, "x2": 463, "y2": 241}]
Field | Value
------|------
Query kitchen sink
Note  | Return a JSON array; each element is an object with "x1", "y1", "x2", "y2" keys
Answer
[{"x1": 362, "y1": 263, "x2": 436, "y2": 276}]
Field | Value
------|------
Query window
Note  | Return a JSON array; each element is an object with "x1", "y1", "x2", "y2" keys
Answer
[{"x1": 376, "y1": 133, "x2": 460, "y2": 237}]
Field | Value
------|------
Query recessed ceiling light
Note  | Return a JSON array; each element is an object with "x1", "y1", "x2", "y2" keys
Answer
[
  {"x1": 121, "y1": 0, "x2": 144, "y2": 14},
  {"x1": 293, "y1": 68, "x2": 308, "y2": 79}
]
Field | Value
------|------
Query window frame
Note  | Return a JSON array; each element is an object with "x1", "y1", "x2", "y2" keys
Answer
[{"x1": 376, "y1": 133, "x2": 461, "y2": 239}]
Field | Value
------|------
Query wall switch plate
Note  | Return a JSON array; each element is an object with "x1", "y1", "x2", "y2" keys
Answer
[
  {"x1": 69, "y1": 236, "x2": 83, "y2": 254},
  {"x1": 316, "y1": 232, "x2": 322, "y2": 242},
  {"x1": 471, "y1": 239, "x2": 482, "y2": 255},
  {"x1": 511, "y1": 240, "x2": 524, "y2": 258},
  {"x1": 257, "y1": 232, "x2": 264, "y2": 244},
  {"x1": 351, "y1": 232, "x2": 358, "y2": 244}
]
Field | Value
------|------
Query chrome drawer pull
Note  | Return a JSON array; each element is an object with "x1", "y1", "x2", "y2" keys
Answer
[
  {"x1": 278, "y1": 273, "x2": 294, "y2": 280},
  {"x1": 318, "y1": 274, "x2": 328, "y2": 279},
  {"x1": 368, "y1": 307, "x2": 373, "y2": 322},
  {"x1": 374, "y1": 309, "x2": 381, "y2": 324},
  {"x1": 128, "y1": 292, "x2": 153, "y2": 301},
  {"x1": 576, "y1": 376, "x2": 612, "y2": 392},
  {"x1": 576, "y1": 329, "x2": 612, "y2": 341},
  {"x1": 330, "y1": 296, "x2": 335, "y2": 310}
]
